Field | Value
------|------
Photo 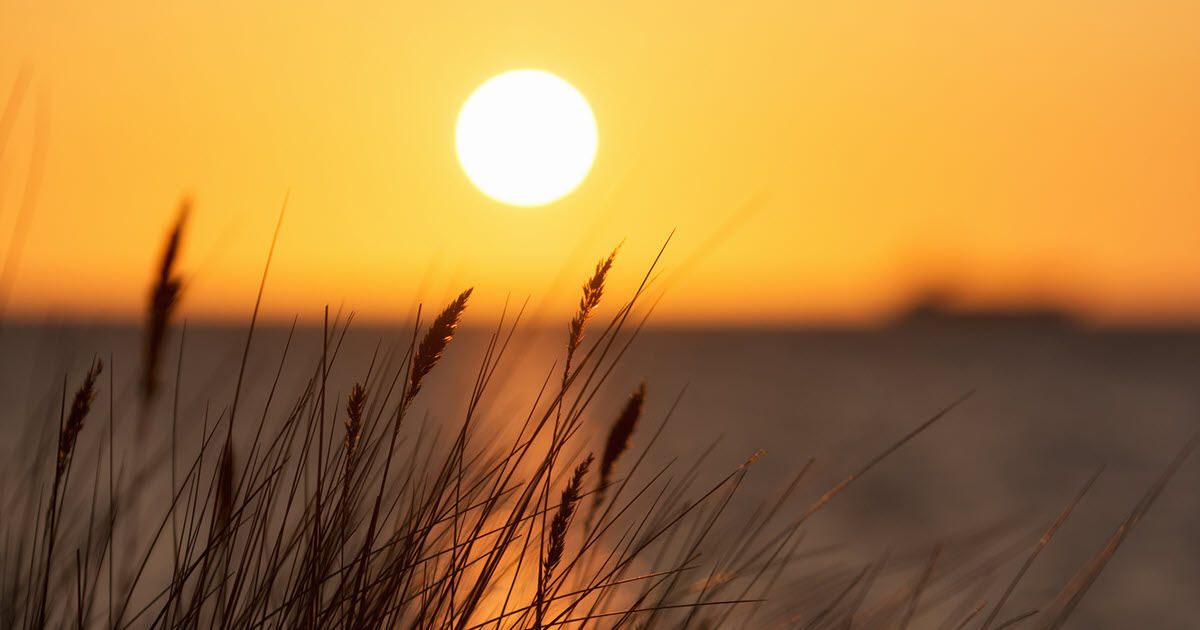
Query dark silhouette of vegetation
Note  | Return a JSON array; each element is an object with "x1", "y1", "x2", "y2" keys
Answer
[{"x1": 0, "y1": 200, "x2": 1193, "y2": 630}]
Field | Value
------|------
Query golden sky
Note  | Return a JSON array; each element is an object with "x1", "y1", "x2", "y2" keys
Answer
[{"x1": 1, "y1": 0, "x2": 1198, "y2": 326}]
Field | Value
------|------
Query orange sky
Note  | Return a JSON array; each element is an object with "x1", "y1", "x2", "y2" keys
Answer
[{"x1": 1, "y1": 0, "x2": 1198, "y2": 326}]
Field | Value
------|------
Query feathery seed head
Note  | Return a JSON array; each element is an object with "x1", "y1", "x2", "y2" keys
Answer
[
  {"x1": 406, "y1": 288, "x2": 472, "y2": 410},
  {"x1": 142, "y1": 200, "x2": 188, "y2": 402},
  {"x1": 540, "y1": 453, "x2": 594, "y2": 623},
  {"x1": 596, "y1": 381, "x2": 646, "y2": 507},
  {"x1": 57, "y1": 359, "x2": 102, "y2": 479},
  {"x1": 344, "y1": 382, "x2": 367, "y2": 472},
  {"x1": 566, "y1": 247, "x2": 618, "y2": 361}
]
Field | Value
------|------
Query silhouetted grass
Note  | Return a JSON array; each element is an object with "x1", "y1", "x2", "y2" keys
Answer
[{"x1": 0, "y1": 201, "x2": 1194, "y2": 630}]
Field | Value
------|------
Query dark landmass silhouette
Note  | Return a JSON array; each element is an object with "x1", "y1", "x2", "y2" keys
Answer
[{"x1": 894, "y1": 289, "x2": 1080, "y2": 328}]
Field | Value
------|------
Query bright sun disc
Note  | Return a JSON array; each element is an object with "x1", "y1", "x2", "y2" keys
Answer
[{"x1": 456, "y1": 70, "x2": 597, "y2": 206}]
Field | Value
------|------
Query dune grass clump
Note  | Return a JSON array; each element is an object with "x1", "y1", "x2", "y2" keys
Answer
[{"x1": 0, "y1": 200, "x2": 1194, "y2": 630}]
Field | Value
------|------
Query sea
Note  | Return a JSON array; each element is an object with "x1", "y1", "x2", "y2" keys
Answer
[{"x1": 1, "y1": 316, "x2": 1196, "y2": 628}]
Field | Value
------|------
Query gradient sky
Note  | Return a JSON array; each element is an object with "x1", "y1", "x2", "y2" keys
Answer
[{"x1": 1, "y1": 0, "x2": 1198, "y2": 326}]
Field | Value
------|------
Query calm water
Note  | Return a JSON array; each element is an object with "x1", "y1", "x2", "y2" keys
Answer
[{"x1": 2, "y1": 320, "x2": 1197, "y2": 628}]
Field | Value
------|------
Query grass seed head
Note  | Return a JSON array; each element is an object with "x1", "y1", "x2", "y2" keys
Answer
[
  {"x1": 405, "y1": 287, "x2": 472, "y2": 411},
  {"x1": 142, "y1": 200, "x2": 188, "y2": 402},
  {"x1": 344, "y1": 382, "x2": 367, "y2": 477},
  {"x1": 566, "y1": 247, "x2": 618, "y2": 367},
  {"x1": 57, "y1": 359, "x2": 102, "y2": 479},
  {"x1": 596, "y1": 381, "x2": 646, "y2": 510},
  {"x1": 539, "y1": 453, "x2": 594, "y2": 627}
]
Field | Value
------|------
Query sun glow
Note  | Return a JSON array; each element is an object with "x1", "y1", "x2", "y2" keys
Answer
[{"x1": 455, "y1": 70, "x2": 598, "y2": 207}]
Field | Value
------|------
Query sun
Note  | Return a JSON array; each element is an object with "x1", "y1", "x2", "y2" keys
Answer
[{"x1": 455, "y1": 70, "x2": 598, "y2": 207}]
